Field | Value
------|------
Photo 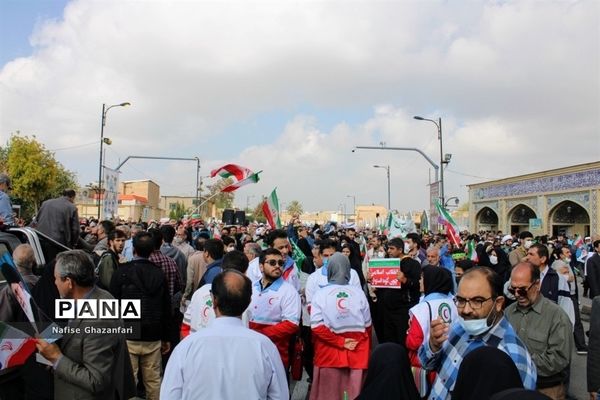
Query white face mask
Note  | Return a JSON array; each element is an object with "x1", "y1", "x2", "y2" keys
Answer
[
  {"x1": 524, "y1": 240, "x2": 533, "y2": 249},
  {"x1": 404, "y1": 243, "x2": 411, "y2": 254},
  {"x1": 458, "y1": 303, "x2": 495, "y2": 336},
  {"x1": 489, "y1": 255, "x2": 498, "y2": 265},
  {"x1": 377, "y1": 251, "x2": 385, "y2": 258}
]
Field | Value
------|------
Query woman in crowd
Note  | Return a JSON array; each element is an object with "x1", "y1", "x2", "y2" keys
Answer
[
  {"x1": 405, "y1": 265, "x2": 457, "y2": 398},
  {"x1": 310, "y1": 253, "x2": 371, "y2": 400}
]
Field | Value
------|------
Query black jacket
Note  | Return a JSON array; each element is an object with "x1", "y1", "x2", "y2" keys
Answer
[
  {"x1": 109, "y1": 258, "x2": 172, "y2": 342},
  {"x1": 588, "y1": 296, "x2": 600, "y2": 392}
]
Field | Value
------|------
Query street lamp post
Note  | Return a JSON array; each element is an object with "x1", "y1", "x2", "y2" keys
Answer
[
  {"x1": 98, "y1": 102, "x2": 130, "y2": 219},
  {"x1": 373, "y1": 165, "x2": 391, "y2": 210},
  {"x1": 413, "y1": 116, "x2": 444, "y2": 207}
]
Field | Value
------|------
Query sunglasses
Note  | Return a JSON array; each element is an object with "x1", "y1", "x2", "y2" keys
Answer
[
  {"x1": 264, "y1": 259, "x2": 284, "y2": 267},
  {"x1": 507, "y1": 281, "x2": 537, "y2": 297}
]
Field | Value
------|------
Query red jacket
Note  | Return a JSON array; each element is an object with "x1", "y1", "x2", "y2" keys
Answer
[{"x1": 312, "y1": 325, "x2": 371, "y2": 369}]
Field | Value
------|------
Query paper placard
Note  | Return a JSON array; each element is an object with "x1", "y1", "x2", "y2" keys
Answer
[{"x1": 368, "y1": 258, "x2": 401, "y2": 288}]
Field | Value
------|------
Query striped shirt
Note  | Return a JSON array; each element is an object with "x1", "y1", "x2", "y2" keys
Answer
[
  {"x1": 418, "y1": 316, "x2": 537, "y2": 400},
  {"x1": 149, "y1": 250, "x2": 182, "y2": 298}
]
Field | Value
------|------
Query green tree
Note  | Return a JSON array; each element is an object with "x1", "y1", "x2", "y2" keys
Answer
[
  {"x1": 207, "y1": 177, "x2": 235, "y2": 209},
  {"x1": 251, "y1": 197, "x2": 267, "y2": 223},
  {"x1": 169, "y1": 201, "x2": 186, "y2": 220},
  {"x1": 286, "y1": 200, "x2": 303, "y2": 216},
  {"x1": 2, "y1": 134, "x2": 79, "y2": 219}
]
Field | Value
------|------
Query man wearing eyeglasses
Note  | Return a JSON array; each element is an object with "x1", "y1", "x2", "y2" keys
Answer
[
  {"x1": 505, "y1": 262, "x2": 573, "y2": 400},
  {"x1": 524, "y1": 243, "x2": 575, "y2": 326},
  {"x1": 418, "y1": 267, "x2": 537, "y2": 400},
  {"x1": 249, "y1": 248, "x2": 301, "y2": 372}
]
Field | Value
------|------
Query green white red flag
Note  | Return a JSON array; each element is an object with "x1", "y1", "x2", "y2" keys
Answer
[
  {"x1": 262, "y1": 188, "x2": 281, "y2": 229},
  {"x1": 466, "y1": 239, "x2": 478, "y2": 263},
  {"x1": 220, "y1": 171, "x2": 261, "y2": 193},
  {"x1": 210, "y1": 164, "x2": 254, "y2": 180},
  {"x1": 435, "y1": 200, "x2": 462, "y2": 246},
  {"x1": 210, "y1": 164, "x2": 261, "y2": 193}
]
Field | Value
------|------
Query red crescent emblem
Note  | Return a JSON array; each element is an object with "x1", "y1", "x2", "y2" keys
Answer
[
  {"x1": 336, "y1": 298, "x2": 347, "y2": 310},
  {"x1": 268, "y1": 298, "x2": 275, "y2": 305}
]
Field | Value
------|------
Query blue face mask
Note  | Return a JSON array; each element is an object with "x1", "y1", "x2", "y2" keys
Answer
[{"x1": 320, "y1": 257, "x2": 329, "y2": 276}]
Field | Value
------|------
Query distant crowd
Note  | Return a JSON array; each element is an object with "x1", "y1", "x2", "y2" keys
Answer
[{"x1": 0, "y1": 185, "x2": 599, "y2": 400}]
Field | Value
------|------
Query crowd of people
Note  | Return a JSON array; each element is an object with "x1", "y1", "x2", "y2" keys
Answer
[{"x1": 0, "y1": 185, "x2": 599, "y2": 400}]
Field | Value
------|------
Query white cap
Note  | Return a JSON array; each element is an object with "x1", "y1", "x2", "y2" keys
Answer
[{"x1": 501, "y1": 235, "x2": 513, "y2": 244}]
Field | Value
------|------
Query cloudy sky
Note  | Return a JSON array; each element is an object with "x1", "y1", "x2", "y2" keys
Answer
[{"x1": 1, "y1": 0, "x2": 599, "y2": 215}]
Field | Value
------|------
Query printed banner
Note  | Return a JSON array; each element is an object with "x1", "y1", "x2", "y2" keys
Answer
[{"x1": 103, "y1": 167, "x2": 119, "y2": 220}]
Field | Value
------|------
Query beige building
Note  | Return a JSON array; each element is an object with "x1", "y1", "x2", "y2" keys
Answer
[
  {"x1": 468, "y1": 161, "x2": 600, "y2": 238},
  {"x1": 160, "y1": 195, "x2": 218, "y2": 219},
  {"x1": 76, "y1": 180, "x2": 162, "y2": 221},
  {"x1": 278, "y1": 204, "x2": 389, "y2": 227}
]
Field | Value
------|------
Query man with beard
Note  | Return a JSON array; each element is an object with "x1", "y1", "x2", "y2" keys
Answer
[
  {"x1": 96, "y1": 229, "x2": 126, "y2": 290},
  {"x1": 419, "y1": 267, "x2": 537, "y2": 400},
  {"x1": 249, "y1": 248, "x2": 301, "y2": 372},
  {"x1": 509, "y1": 231, "x2": 534, "y2": 268}
]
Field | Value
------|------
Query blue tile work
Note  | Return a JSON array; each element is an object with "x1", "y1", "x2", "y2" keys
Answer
[{"x1": 474, "y1": 169, "x2": 600, "y2": 200}]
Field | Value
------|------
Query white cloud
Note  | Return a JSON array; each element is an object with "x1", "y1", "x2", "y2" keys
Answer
[{"x1": 1, "y1": 0, "x2": 598, "y2": 216}]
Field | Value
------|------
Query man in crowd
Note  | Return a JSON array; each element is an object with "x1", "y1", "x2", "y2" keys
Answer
[
  {"x1": 425, "y1": 246, "x2": 441, "y2": 267},
  {"x1": 162, "y1": 269, "x2": 288, "y2": 399},
  {"x1": 419, "y1": 267, "x2": 537, "y2": 399},
  {"x1": 0, "y1": 244, "x2": 38, "y2": 321},
  {"x1": 249, "y1": 248, "x2": 301, "y2": 371},
  {"x1": 509, "y1": 231, "x2": 534, "y2": 267},
  {"x1": 506, "y1": 262, "x2": 572, "y2": 399},
  {"x1": 525, "y1": 243, "x2": 574, "y2": 324},
  {"x1": 148, "y1": 228, "x2": 182, "y2": 303},
  {"x1": 123, "y1": 224, "x2": 143, "y2": 262},
  {"x1": 34, "y1": 189, "x2": 80, "y2": 248},
  {"x1": 265, "y1": 229, "x2": 300, "y2": 291},
  {"x1": 36, "y1": 250, "x2": 135, "y2": 400},
  {"x1": 553, "y1": 246, "x2": 588, "y2": 354},
  {"x1": 588, "y1": 295, "x2": 600, "y2": 400},
  {"x1": 0, "y1": 173, "x2": 14, "y2": 226},
  {"x1": 244, "y1": 241, "x2": 263, "y2": 283},
  {"x1": 181, "y1": 250, "x2": 249, "y2": 337},
  {"x1": 96, "y1": 229, "x2": 126, "y2": 289},
  {"x1": 182, "y1": 233, "x2": 209, "y2": 303},
  {"x1": 501, "y1": 234, "x2": 514, "y2": 254},
  {"x1": 93, "y1": 220, "x2": 115, "y2": 256},
  {"x1": 110, "y1": 231, "x2": 172, "y2": 400},
  {"x1": 160, "y1": 224, "x2": 188, "y2": 289},
  {"x1": 586, "y1": 239, "x2": 600, "y2": 298},
  {"x1": 405, "y1": 232, "x2": 426, "y2": 264},
  {"x1": 198, "y1": 238, "x2": 225, "y2": 286}
]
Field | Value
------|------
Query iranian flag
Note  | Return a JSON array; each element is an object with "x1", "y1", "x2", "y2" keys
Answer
[
  {"x1": 262, "y1": 188, "x2": 281, "y2": 229},
  {"x1": 221, "y1": 171, "x2": 261, "y2": 192},
  {"x1": 210, "y1": 164, "x2": 254, "y2": 180},
  {"x1": 0, "y1": 322, "x2": 37, "y2": 371},
  {"x1": 466, "y1": 239, "x2": 478, "y2": 263},
  {"x1": 210, "y1": 164, "x2": 261, "y2": 193},
  {"x1": 435, "y1": 201, "x2": 462, "y2": 246}
]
